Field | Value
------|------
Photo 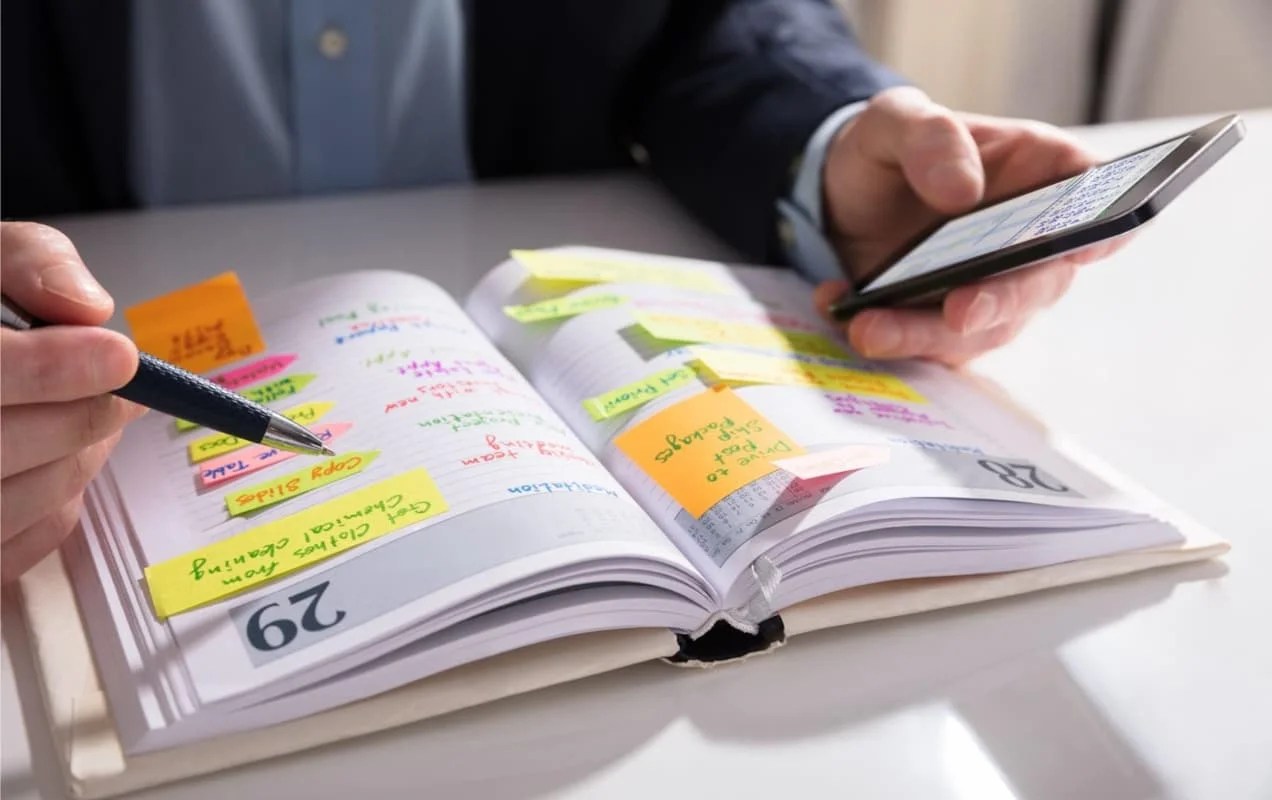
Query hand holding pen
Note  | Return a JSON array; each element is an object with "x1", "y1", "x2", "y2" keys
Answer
[{"x1": 0, "y1": 222, "x2": 329, "y2": 582}]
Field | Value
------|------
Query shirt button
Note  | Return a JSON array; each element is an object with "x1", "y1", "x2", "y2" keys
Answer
[{"x1": 318, "y1": 26, "x2": 349, "y2": 60}]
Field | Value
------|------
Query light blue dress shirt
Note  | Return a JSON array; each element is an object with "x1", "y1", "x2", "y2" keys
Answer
[{"x1": 131, "y1": 0, "x2": 855, "y2": 279}]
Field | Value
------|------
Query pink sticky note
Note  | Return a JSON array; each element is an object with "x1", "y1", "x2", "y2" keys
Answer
[
  {"x1": 197, "y1": 421, "x2": 353, "y2": 488},
  {"x1": 772, "y1": 444, "x2": 890, "y2": 480},
  {"x1": 211, "y1": 353, "x2": 299, "y2": 391}
]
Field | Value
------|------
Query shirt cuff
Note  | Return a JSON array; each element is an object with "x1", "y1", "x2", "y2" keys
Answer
[{"x1": 777, "y1": 100, "x2": 869, "y2": 283}]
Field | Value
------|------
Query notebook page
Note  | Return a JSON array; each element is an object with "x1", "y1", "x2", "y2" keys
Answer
[
  {"x1": 94, "y1": 270, "x2": 706, "y2": 706},
  {"x1": 466, "y1": 249, "x2": 1176, "y2": 590}
]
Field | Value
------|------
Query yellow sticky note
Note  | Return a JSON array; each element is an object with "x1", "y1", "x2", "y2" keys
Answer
[
  {"x1": 511, "y1": 249, "x2": 726, "y2": 293},
  {"x1": 125, "y1": 271, "x2": 267, "y2": 374},
  {"x1": 635, "y1": 312, "x2": 849, "y2": 359},
  {"x1": 692, "y1": 349, "x2": 926, "y2": 403},
  {"x1": 503, "y1": 293, "x2": 626, "y2": 323},
  {"x1": 582, "y1": 365, "x2": 699, "y2": 421},
  {"x1": 614, "y1": 387, "x2": 803, "y2": 517},
  {"x1": 187, "y1": 400, "x2": 335, "y2": 463},
  {"x1": 226, "y1": 451, "x2": 379, "y2": 516},
  {"x1": 145, "y1": 468, "x2": 448, "y2": 619}
]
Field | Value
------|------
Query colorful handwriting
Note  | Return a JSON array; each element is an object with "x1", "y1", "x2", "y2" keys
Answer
[
  {"x1": 772, "y1": 445, "x2": 891, "y2": 480},
  {"x1": 825, "y1": 393, "x2": 952, "y2": 427},
  {"x1": 226, "y1": 451, "x2": 379, "y2": 516},
  {"x1": 125, "y1": 271, "x2": 266, "y2": 374},
  {"x1": 510, "y1": 249, "x2": 727, "y2": 293},
  {"x1": 581, "y1": 365, "x2": 699, "y2": 421},
  {"x1": 334, "y1": 318, "x2": 466, "y2": 345},
  {"x1": 318, "y1": 302, "x2": 437, "y2": 328},
  {"x1": 145, "y1": 469, "x2": 448, "y2": 618},
  {"x1": 393, "y1": 358, "x2": 508, "y2": 380},
  {"x1": 459, "y1": 434, "x2": 594, "y2": 467},
  {"x1": 614, "y1": 387, "x2": 803, "y2": 517},
  {"x1": 887, "y1": 437, "x2": 985, "y2": 455},
  {"x1": 198, "y1": 422, "x2": 353, "y2": 488},
  {"x1": 635, "y1": 312, "x2": 849, "y2": 359},
  {"x1": 417, "y1": 408, "x2": 567, "y2": 435},
  {"x1": 363, "y1": 349, "x2": 413, "y2": 368},
  {"x1": 503, "y1": 293, "x2": 626, "y2": 323},
  {"x1": 506, "y1": 481, "x2": 619, "y2": 497},
  {"x1": 691, "y1": 349, "x2": 925, "y2": 403},
  {"x1": 188, "y1": 400, "x2": 334, "y2": 463}
]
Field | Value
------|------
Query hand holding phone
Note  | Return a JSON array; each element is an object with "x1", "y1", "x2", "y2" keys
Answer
[{"x1": 829, "y1": 114, "x2": 1246, "y2": 321}]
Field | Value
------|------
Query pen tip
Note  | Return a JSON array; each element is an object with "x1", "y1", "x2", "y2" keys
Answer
[{"x1": 321, "y1": 447, "x2": 336, "y2": 457}]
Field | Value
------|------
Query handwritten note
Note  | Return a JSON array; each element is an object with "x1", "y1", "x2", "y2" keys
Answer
[
  {"x1": 614, "y1": 387, "x2": 803, "y2": 517},
  {"x1": 199, "y1": 422, "x2": 353, "y2": 488},
  {"x1": 635, "y1": 312, "x2": 849, "y2": 359},
  {"x1": 226, "y1": 451, "x2": 380, "y2": 516},
  {"x1": 125, "y1": 271, "x2": 267, "y2": 374},
  {"x1": 188, "y1": 401, "x2": 335, "y2": 463},
  {"x1": 146, "y1": 469, "x2": 448, "y2": 619},
  {"x1": 503, "y1": 293, "x2": 626, "y2": 323},
  {"x1": 510, "y1": 249, "x2": 726, "y2": 293},
  {"x1": 691, "y1": 349, "x2": 926, "y2": 403},
  {"x1": 174, "y1": 355, "x2": 303, "y2": 431},
  {"x1": 582, "y1": 365, "x2": 699, "y2": 421},
  {"x1": 772, "y1": 445, "x2": 891, "y2": 480}
]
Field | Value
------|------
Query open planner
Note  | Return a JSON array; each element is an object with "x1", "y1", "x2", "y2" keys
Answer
[{"x1": 22, "y1": 246, "x2": 1228, "y2": 797}]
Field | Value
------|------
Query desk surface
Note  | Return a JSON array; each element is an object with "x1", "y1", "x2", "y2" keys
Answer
[{"x1": 4, "y1": 111, "x2": 1270, "y2": 800}]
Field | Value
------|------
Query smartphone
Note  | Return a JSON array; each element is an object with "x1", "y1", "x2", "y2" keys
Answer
[{"x1": 829, "y1": 114, "x2": 1246, "y2": 321}]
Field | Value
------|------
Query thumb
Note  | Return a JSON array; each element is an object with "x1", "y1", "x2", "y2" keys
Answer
[
  {"x1": 851, "y1": 88, "x2": 986, "y2": 214},
  {"x1": 0, "y1": 222, "x2": 114, "y2": 325}
]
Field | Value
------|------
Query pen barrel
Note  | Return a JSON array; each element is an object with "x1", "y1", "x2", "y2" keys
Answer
[{"x1": 114, "y1": 353, "x2": 271, "y2": 440}]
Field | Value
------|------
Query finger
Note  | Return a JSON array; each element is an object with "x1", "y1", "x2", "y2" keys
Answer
[
  {"x1": 0, "y1": 326, "x2": 139, "y2": 405},
  {"x1": 0, "y1": 221, "x2": 113, "y2": 324},
  {"x1": 1, "y1": 498, "x2": 83, "y2": 584},
  {"x1": 845, "y1": 307, "x2": 1027, "y2": 366},
  {"x1": 943, "y1": 259, "x2": 1079, "y2": 334},
  {"x1": 1, "y1": 396, "x2": 146, "y2": 478},
  {"x1": 853, "y1": 87, "x2": 985, "y2": 213},
  {"x1": 0, "y1": 431, "x2": 121, "y2": 539},
  {"x1": 811, "y1": 280, "x2": 853, "y2": 323},
  {"x1": 963, "y1": 117, "x2": 1097, "y2": 199}
]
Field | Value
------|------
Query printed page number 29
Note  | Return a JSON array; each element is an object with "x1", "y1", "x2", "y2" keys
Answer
[
  {"x1": 977, "y1": 459, "x2": 1069, "y2": 493},
  {"x1": 245, "y1": 580, "x2": 346, "y2": 652}
]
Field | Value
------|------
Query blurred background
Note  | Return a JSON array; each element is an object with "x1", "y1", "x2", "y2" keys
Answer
[{"x1": 840, "y1": 0, "x2": 1272, "y2": 125}]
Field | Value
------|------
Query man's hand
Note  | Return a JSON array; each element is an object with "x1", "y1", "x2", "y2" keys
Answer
[
  {"x1": 813, "y1": 87, "x2": 1121, "y2": 365},
  {"x1": 1, "y1": 222, "x2": 144, "y2": 583}
]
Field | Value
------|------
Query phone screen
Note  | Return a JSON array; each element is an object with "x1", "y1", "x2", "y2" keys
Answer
[{"x1": 859, "y1": 135, "x2": 1189, "y2": 292}]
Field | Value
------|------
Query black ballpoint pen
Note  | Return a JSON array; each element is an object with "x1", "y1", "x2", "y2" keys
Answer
[{"x1": 1, "y1": 294, "x2": 334, "y2": 457}]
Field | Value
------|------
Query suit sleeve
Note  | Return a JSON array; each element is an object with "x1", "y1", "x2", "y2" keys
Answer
[{"x1": 628, "y1": 0, "x2": 906, "y2": 265}]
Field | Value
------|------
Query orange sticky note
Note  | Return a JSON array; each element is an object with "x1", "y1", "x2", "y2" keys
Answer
[
  {"x1": 125, "y1": 272, "x2": 266, "y2": 374},
  {"x1": 614, "y1": 388, "x2": 803, "y2": 517}
]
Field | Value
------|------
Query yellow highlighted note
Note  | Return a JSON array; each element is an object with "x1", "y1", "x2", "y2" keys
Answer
[
  {"x1": 188, "y1": 400, "x2": 335, "y2": 463},
  {"x1": 503, "y1": 293, "x2": 626, "y2": 323},
  {"x1": 511, "y1": 249, "x2": 726, "y2": 293},
  {"x1": 145, "y1": 468, "x2": 448, "y2": 619},
  {"x1": 635, "y1": 312, "x2": 849, "y2": 359},
  {"x1": 227, "y1": 451, "x2": 379, "y2": 516},
  {"x1": 582, "y1": 365, "x2": 699, "y2": 421},
  {"x1": 614, "y1": 387, "x2": 803, "y2": 517},
  {"x1": 125, "y1": 271, "x2": 267, "y2": 374},
  {"x1": 692, "y1": 349, "x2": 926, "y2": 403}
]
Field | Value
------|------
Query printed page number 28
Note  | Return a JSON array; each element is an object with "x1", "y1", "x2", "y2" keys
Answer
[{"x1": 977, "y1": 459, "x2": 1069, "y2": 493}]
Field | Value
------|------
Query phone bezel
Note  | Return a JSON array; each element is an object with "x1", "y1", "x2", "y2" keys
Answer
[{"x1": 828, "y1": 114, "x2": 1246, "y2": 321}]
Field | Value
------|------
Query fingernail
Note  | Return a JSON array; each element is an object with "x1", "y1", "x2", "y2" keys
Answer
[
  {"x1": 94, "y1": 337, "x2": 138, "y2": 390},
  {"x1": 962, "y1": 292, "x2": 999, "y2": 333},
  {"x1": 39, "y1": 262, "x2": 108, "y2": 306},
  {"x1": 860, "y1": 313, "x2": 903, "y2": 357}
]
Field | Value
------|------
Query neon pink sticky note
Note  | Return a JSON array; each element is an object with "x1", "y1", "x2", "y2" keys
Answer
[
  {"x1": 772, "y1": 444, "x2": 890, "y2": 480},
  {"x1": 211, "y1": 353, "x2": 299, "y2": 391},
  {"x1": 197, "y1": 422, "x2": 353, "y2": 488}
]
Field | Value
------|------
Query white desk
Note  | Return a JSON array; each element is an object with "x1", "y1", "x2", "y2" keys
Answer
[{"x1": 4, "y1": 111, "x2": 1270, "y2": 800}]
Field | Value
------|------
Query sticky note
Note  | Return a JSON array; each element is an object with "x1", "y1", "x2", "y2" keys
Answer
[
  {"x1": 634, "y1": 312, "x2": 849, "y2": 359},
  {"x1": 582, "y1": 365, "x2": 699, "y2": 421},
  {"x1": 188, "y1": 400, "x2": 335, "y2": 463},
  {"x1": 226, "y1": 451, "x2": 380, "y2": 516},
  {"x1": 503, "y1": 293, "x2": 626, "y2": 323},
  {"x1": 614, "y1": 387, "x2": 803, "y2": 517},
  {"x1": 174, "y1": 356, "x2": 307, "y2": 429},
  {"x1": 692, "y1": 349, "x2": 926, "y2": 403},
  {"x1": 125, "y1": 271, "x2": 267, "y2": 374},
  {"x1": 145, "y1": 468, "x2": 448, "y2": 619},
  {"x1": 772, "y1": 444, "x2": 891, "y2": 480},
  {"x1": 511, "y1": 249, "x2": 726, "y2": 293},
  {"x1": 199, "y1": 422, "x2": 354, "y2": 488},
  {"x1": 176, "y1": 372, "x2": 319, "y2": 431}
]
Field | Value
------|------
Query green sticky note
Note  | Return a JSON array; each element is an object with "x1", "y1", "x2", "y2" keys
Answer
[
  {"x1": 582, "y1": 365, "x2": 699, "y2": 421},
  {"x1": 503, "y1": 293, "x2": 626, "y2": 323}
]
